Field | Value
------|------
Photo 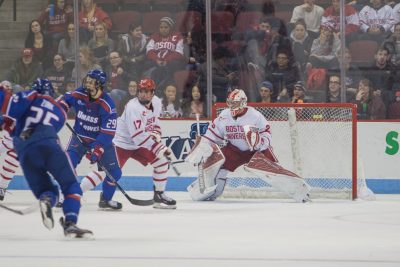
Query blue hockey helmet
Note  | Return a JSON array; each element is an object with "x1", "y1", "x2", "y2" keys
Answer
[
  {"x1": 31, "y1": 78, "x2": 55, "y2": 97},
  {"x1": 86, "y1": 69, "x2": 107, "y2": 87}
]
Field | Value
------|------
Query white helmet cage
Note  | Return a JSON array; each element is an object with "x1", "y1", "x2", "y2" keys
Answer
[{"x1": 226, "y1": 89, "x2": 247, "y2": 116}]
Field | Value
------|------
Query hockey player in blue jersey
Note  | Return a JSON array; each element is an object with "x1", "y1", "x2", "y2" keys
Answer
[
  {"x1": 58, "y1": 69, "x2": 123, "y2": 210},
  {"x1": 0, "y1": 78, "x2": 92, "y2": 238}
]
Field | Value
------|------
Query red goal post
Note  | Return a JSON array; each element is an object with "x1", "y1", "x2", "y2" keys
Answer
[{"x1": 212, "y1": 102, "x2": 362, "y2": 200}]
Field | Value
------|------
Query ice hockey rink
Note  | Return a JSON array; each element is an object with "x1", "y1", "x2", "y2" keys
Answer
[{"x1": 0, "y1": 191, "x2": 399, "y2": 267}]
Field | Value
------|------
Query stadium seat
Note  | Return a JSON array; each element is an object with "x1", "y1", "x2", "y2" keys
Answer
[
  {"x1": 275, "y1": 10, "x2": 292, "y2": 25},
  {"x1": 173, "y1": 70, "x2": 197, "y2": 93},
  {"x1": 174, "y1": 11, "x2": 203, "y2": 33},
  {"x1": 110, "y1": 11, "x2": 141, "y2": 35},
  {"x1": 94, "y1": 0, "x2": 119, "y2": 13},
  {"x1": 348, "y1": 40, "x2": 378, "y2": 67},
  {"x1": 152, "y1": 0, "x2": 183, "y2": 12},
  {"x1": 123, "y1": 0, "x2": 152, "y2": 12},
  {"x1": 235, "y1": 11, "x2": 263, "y2": 32},
  {"x1": 142, "y1": 11, "x2": 172, "y2": 34}
]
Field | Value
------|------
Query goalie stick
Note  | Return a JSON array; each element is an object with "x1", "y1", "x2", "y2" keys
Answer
[
  {"x1": 65, "y1": 122, "x2": 154, "y2": 206},
  {"x1": 0, "y1": 202, "x2": 38, "y2": 215},
  {"x1": 195, "y1": 113, "x2": 206, "y2": 193}
]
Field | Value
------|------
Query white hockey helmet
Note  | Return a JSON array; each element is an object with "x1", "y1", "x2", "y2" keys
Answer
[{"x1": 226, "y1": 89, "x2": 247, "y2": 117}]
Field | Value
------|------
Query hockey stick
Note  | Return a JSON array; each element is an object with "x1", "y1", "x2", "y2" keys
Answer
[
  {"x1": 167, "y1": 155, "x2": 181, "y2": 176},
  {"x1": 195, "y1": 113, "x2": 206, "y2": 193},
  {"x1": 0, "y1": 202, "x2": 38, "y2": 215},
  {"x1": 65, "y1": 122, "x2": 154, "y2": 206}
]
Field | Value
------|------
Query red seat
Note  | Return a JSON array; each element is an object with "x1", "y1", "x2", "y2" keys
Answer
[
  {"x1": 211, "y1": 11, "x2": 235, "y2": 34},
  {"x1": 235, "y1": 11, "x2": 263, "y2": 32},
  {"x1": 175, "y1": 11, "x2": 203, "y2": 33},
  {"x1": 110, "y1": 11, "x2": 141, "y2": 35},
  {"x1": 348, "y1": 40, "x2": 378, "y2": 66},
  {"x1": 123, "y1": 0, "x2": 152, "y2": 12},
  {"x1": 142, "y1": 11, "x2": 172, "y2": 34},
  {"x1": 94, "y1": 0, "x2": 119, "y2": 12},
  {"x1": 275, "y1": 10, "x2": 292, "y2": 24},
  {"x1": 173, "y1": 70, "x2": 197, "y2": 93}
]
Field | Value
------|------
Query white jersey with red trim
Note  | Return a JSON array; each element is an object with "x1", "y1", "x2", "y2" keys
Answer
[
  {"x1": 113, "y1": 96, "x2": 162, "y2": 150},
  {"x1": 204, "y1": 107, "x2": 272, "y2": 152}
]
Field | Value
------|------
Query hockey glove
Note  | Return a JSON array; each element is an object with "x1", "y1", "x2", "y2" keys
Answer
[
  {"x1": 86, "y1": 145, "x2": 104, "y2": 164},
  {"x1": 151, "y1": 142, "x2": 171, "y2": 159},
  {"x1": 243, "y1": 125, "x2": 260, "y2": 151},
  {"x1": 0, "y1": 116, "x2": 16, "y2": 134},
  {"x1": 150, "y1": 130, "x2": 162, "y2": 143}
]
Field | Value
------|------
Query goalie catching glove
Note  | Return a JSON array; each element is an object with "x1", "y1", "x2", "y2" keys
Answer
[
  {"x1": 243, "y1": 125, "x2": 260, "y2": 151},
  {"x1": 86, "y1": 144, "x2": 104, "y2": 164}
]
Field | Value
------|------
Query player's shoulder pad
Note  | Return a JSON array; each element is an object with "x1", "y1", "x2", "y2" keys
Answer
[
  {"x1": 99, "y1": 93, "x2": 116, "y2": 114},
  {"x1": 218, "y1": 108, "x2": 231, "y2": 119},
  {"x1": 14, "y1": 90, "x2": 37, "y2": 101}
]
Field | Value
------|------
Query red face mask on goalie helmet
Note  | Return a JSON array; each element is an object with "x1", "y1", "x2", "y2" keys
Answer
[
  {"x1": 138, "y1": 77, "x2": 156, "y2": 105},
  {"x1": 227, "y1": 89, "x2": 247, "y2": 117}
]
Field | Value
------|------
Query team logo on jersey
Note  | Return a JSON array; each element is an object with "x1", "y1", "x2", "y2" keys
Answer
[{"x1": 77, "y1": 100, "x2": 84, "y2": 106}]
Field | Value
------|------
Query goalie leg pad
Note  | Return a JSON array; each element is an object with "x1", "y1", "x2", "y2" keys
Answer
[
  {"x1": 187, "y1": 169, "x2": 228, "y2": 201},
  {"x1": 244, "y1": 152, "x2": 311, "y2": 202},
  {"x1": 201, "y1": 144, "x2": 225, "y2": 189},
  {"x1": 185, "y1": 136, "x2": 213, "y2": 164}
]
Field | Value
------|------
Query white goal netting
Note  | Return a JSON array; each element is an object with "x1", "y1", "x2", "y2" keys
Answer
[{"x1": 213, "y1": 103, "x2": 373, "y2": 200}]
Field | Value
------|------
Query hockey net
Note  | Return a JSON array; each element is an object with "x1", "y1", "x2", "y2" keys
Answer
[{"x1": 213, "y1": 103, "x2": 374, "y2": 200}]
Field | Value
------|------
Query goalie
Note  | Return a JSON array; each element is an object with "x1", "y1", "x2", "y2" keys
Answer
[{"x1": 186, "y1": 89, "x2": 310, "y2": 202}]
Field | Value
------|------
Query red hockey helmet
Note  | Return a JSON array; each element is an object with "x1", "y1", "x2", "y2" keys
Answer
[
  {"x1": 138, "y1": 78, "x2": 156, "y2": 91},
  {"x1": 227, "y1": 89, "x2": 247, "y2": 117}
]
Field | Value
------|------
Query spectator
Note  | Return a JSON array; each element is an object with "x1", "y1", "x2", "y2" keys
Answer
[
  {"x1": 292, "y1": 81, "x2": 307, "y2": 103},
  {"x1": 290, "y1": 0, "x2": 324, "y2": 38},
  {"x1": 307, "y1": 24, "x2": 340, "y2": 70},
  {"x1": 161, "y1": 84, "x2": 182, "y2": 118},
  {"x1": 183, "y1": 29, "x2": 206, "y2": 71},
  {"x1": 321, "y1": 0, "x2": 360, "y2": 40},
  {"x1": 361, "y1": 47, "x2": 395, "y2": 97},
  {"x1": 24, "y1": 19, "x2": 53, "y2": 70},
  {"x1": 264, "y1": 17, "x2": 292, "y2": 67},
  {"x1": 352, "y1": 78, "x2": 387, "y2": 119},
  {"x1": 359, "y1": 0, "x2": 395, "y2": 42},
  {"x1": 325, "y1": 74, "x2": 356, "y2": 103},
  {"x1": 0, "y1": 80, "x2": 12, "y2": 93},
  {"x1": 63, "y1": 77, "x2": 76, "y2": 92},
  {"x1": 182, "y1": 82, "x2": 205, "y2": 118},
  {"x1": 200, "y1": 46, "x2": 238, "y2": 102},
  {"x1": 88, "y1": 21, "x2": 114, "y2": 68},
  {"x1": 290, "y1": 19, "x2": 313, "y2": 74},
  {"x1": 104, "y1": 51, "x2": 136, "y2": 110},
  {"x1": 393, "y1": 2, "x2": 400, "y2": 26},
  {"x1": 145, "y1": 17, "x2": 185, "y2": 92},
  {"x1": 4, "y1": 48, "x2": 43, "y2": 92},
  {"x1": 58, "y1": 23, "x2": 76, "y2": 69},
  {"x1": 117, "y1": 21, "x2": 148, "y2": 78},
  {"x1": 264, "y1": 50, "x2": 301, "y2": 102},
  {"x1": 387, "y1": 90, "x2": 400, "y2": 118},
  {"x1": 382, "y1": 22, "x2": 400, "y2": 66},
  {"x1": 78, "y1": 0, "x2": 112, "y2": 44},
  {"x1": 258, "y1": 81, "x2": 273, "y2": 103},
  {"x1": 44, "y1": 53, "x2": 72, "y2": 97},
  {"x1": 37, "y1": 0, "x2": 73, "y2": 46},
  {"x1": 119, "y1": 80, "x2": 138, "y2": 115},
  {"x1": 71, "y1": 46, "x2": 102, "y2": 83},
  {"x1": 329, "y1": 48, "x2": 362, "y2": 91}
]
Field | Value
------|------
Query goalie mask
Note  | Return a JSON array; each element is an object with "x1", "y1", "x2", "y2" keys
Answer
[
  {"x1": 227, "y1": 89, "x2": 247, "y2": 117},
  {"x1": 83, "y1": 69, "x2": 106, "y2": 100},
  {"x1": 138, "y1": 77, "x2": 156, "y2": 105}
]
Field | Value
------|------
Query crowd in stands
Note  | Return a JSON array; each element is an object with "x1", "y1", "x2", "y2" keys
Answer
[{"x1": 3, "y1": 0, "x2": 400, "y2": 120}]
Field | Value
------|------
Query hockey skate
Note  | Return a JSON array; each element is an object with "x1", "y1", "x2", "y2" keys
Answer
[
  {"x1": 0, "y1": 188, "x2": 6, "y2": 201},
  {"x1": 153, "y1": 187, "x2": 176, "y2": 209},
  {"x1": 98, "y1": 192, "x2": 122, "y2": 210},
  {"x1": 59, "y1": 217, "x2": 93, "y2": 239},
  {"x1": 39, "y1": 196, "x2": 54, "y2": 229}
]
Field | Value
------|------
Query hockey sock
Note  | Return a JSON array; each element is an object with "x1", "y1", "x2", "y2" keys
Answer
[
  {"x1": 101, "y1": 168, "x2": 121, "y2": 201},
  {"x1": 80, "y1": 171, "x2": 105, "y2": 193},
  {"x1": 61, "y1": 183, "x2": 82, "y2": 224}
]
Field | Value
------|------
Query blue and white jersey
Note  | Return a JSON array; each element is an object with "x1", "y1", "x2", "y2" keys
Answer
[
  {"x1": 59, "y1": 87, "x2": 117, "y2": 148},
  {"x1": 1, "y1": 90, "x2": 67, "y2": 137}
]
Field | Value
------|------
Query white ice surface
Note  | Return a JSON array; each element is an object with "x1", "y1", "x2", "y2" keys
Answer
[{"x1": 0, "y1": 191, "x2": 399, "y2": 267}]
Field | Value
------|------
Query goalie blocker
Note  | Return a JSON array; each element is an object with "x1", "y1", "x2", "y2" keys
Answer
[{"x1": 187, "y1": 136, "x2": 310, "y2": 202}]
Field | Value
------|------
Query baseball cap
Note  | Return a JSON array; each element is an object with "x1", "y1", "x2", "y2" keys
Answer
[
  {"x1": 21, "y1": 48, "x2": 33, "y2": 57},
  {"x1": 261, "y1": 81, "x2": 273, "y2": 90},
  {"x1": 294, "y1": 81, "x2": 306, "y2": 91}
]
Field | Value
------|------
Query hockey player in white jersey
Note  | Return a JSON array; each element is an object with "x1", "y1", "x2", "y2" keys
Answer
[
  {"x1": 186, "y1": 89, "x2": 310, "y2": 202},
  {"x1": 113, "y1": 78, "x2": 176, "y2": 209}
]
